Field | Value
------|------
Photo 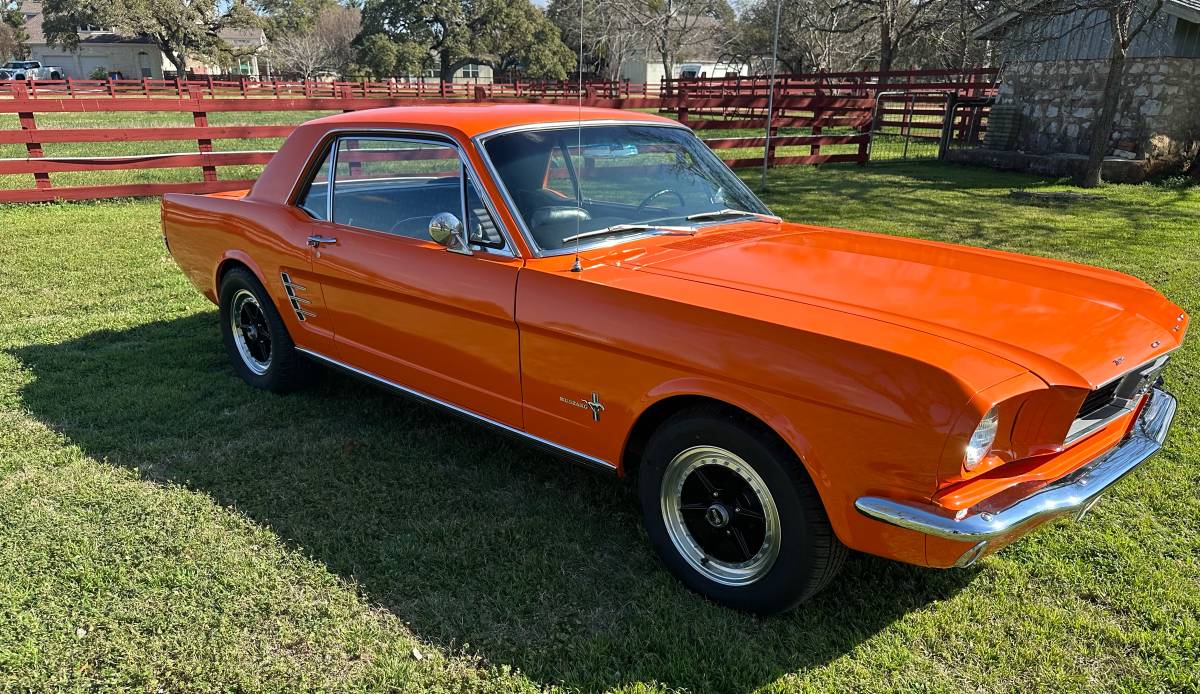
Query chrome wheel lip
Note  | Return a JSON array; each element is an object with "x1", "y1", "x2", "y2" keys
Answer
[
  {"x1": 230, "y1": 289, "x2": 272, "y2": 376},
  {"x1": 660, "y1": 445, "x2": 782, "y2": 587}
]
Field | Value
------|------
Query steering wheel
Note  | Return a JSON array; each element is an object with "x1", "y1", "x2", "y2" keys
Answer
[{"x1": 636, "y1": 189, "x2": 686, "y2": 213}]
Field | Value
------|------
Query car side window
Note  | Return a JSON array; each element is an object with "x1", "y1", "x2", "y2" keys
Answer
[
  {"x1": 331, "y1": 138, "x2": 464, "y2": 240},
  {"x1": 296, "y1": 145, "x2": 333, "y2": 220},
  {"x1": 464, "y1": 171, "x2": 504, "y2": 248}
]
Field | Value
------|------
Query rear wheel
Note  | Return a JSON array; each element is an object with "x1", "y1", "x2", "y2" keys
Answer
[
  {"x1": 218, "y1": 267, "x2": 313, "y2": 393},
  {"x1": 638, "y1": 406, "x2": 846, "y2": 613}
]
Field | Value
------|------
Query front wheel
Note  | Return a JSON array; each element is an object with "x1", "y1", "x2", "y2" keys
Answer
[
  {"x1": 638, "y1": 406, "x2": 846, "y2": 613},
  {"x1": 218, "y1": 267, "x2": 313, "y2": 393}
]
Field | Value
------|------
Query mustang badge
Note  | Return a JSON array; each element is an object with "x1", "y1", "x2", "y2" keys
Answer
[{"x1": 560, "y1": 392, "x2": 605, "y2": 422}]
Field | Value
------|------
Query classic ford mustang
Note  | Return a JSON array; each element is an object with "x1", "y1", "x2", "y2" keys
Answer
[{"x1": 163, "y1": 105, "x2": 1187, "y2": 613}]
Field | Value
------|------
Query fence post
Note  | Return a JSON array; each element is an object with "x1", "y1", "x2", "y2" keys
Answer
[
  {"x1": 938, "y1": 92, "x2": 958, "y2": 160},
  {"x1": 676, "y1": 88, "x2": 689, "y2": 128},
  {"x1": 193, "y1": 110, "x2": 218, "y2": 183},
  {"x1": 18, "y1": 110, "x2": 52, "y2": 190}
]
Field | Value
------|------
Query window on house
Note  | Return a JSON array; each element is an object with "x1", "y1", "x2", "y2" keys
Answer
[{"x1": 460, "y1": 64, "x2": 480, "y2": 79}]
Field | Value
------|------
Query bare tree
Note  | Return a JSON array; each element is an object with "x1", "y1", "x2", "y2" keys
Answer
[
  {"x1": 727, "y1": 0, "x2": 876, "y2": 73},
  {"x1": 989, "y1": 0, "x2": 1168, "y2": 187},
  {"x1": 905, "y1": 0, "x2": 993, "y2": 69},
  {"x1": 624, "y1": 0, "x2": 734, "y2": 79},
  {"x1": 269, "y1": 4, "x2": 361, "y2": 79},
  {"x1": 269, "y1": 29, "x2": 330, "y2": 79},
  {"x1": 815, "y1": 0, "x2": 950, "y2": 73}
]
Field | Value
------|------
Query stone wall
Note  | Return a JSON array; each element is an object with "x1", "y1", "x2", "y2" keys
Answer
[{"x1": 996, "y1": 57, "x2": 1199, "y2": 167}]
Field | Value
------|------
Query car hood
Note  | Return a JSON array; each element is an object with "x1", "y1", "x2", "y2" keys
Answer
[{"x1": 595, "y1": 222, "x2": 1187, "y2": 388}]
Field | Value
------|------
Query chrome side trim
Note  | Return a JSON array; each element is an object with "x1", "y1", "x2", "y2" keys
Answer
[
  {"x1": 295, "y1": 347, "x2": 619, "y2": 475},
  {"x1": 855, "y1": 387, "x2": 1177, "y2": 543}
]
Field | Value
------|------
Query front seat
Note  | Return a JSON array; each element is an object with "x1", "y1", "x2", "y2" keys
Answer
[{"x1": 529, "y1": 206, "x2": 591, "y2": 250}]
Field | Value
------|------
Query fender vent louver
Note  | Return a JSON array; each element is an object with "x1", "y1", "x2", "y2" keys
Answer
[{"x1": 280, "y1": 272, "x2": 316, "y2": 322}]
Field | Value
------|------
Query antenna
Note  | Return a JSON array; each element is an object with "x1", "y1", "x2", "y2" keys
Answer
[
  {"x1": 760, "y1": 0, "x2": 783, "y2": 191},
  {"x1": 570, "y1": 0, "x2": 584, "y2": 273}
]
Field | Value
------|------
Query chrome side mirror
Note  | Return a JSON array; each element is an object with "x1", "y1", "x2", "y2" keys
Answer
[{"x1": 428, "y1": 212, "x2": 471, "y2": 255}]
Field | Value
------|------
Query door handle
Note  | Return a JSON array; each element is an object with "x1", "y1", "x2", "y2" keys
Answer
[{"x1": 307, "y1": 235, "x2": 337, "y2": 248}]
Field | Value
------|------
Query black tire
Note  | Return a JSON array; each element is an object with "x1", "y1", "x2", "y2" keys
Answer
[
  {"x1": 638, "y1": 405, "x2": 846, "y2": 614},
  {"x1": 218, "y1": 267, "x2": 313, "y2": 393}
]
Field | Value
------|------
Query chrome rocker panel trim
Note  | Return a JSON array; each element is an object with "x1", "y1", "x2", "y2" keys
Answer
[
  {"x1": 296, "y1": 347, "x2": 619, "y2": 475},
  {"x1": 855, "y1": 387, "x2": 1177, "y2": 548}
]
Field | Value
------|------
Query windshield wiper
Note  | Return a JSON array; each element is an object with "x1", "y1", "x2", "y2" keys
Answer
[
  {"x1": 561, "y1": 223, "x2": 696, "y2": 245},
  {"x1": 686, "y1": 208, "x2": 782, "y2": 223}
]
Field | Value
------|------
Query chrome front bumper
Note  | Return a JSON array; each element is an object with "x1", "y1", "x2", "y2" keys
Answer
[{"x1": 855, "y1": 387, "x2": 1177, "y2": 566}]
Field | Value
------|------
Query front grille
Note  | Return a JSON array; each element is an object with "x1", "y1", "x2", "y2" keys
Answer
[
  {"x1": 1077, "y1": 378, "x2": 1123, "y2": 418},
  {"x1": 1066, "y1": 354, "x2": 1172, "y2": 444}
]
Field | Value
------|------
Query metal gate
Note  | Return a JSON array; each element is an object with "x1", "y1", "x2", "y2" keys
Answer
[
  {"x1": 868, "y1": 92, "x2": 948, "y2": 162},
  {"x1": 867, "y1": 92, "x2": 994, "y2": 162}
]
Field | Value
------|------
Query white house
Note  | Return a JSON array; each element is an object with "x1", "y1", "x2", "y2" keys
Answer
[{"x1": 20, "y1": 0, "x2": 267, "y2": 79}]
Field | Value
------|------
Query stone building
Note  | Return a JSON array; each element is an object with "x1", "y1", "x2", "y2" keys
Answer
[{"x1": 967, "y1": 0, "x2": 1200, "y2": 180}]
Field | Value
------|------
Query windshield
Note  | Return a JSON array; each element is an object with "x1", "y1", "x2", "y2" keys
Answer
[{"x1": 482, "y1": 124, "x2": 772, "y2": 252}]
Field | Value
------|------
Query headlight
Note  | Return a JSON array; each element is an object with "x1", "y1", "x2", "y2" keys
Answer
[{"x1": 964, "y1": 407, "x2": 999, "y2": 471}]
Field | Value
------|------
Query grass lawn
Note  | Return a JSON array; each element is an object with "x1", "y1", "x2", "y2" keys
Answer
[{"x1": 0, "y1": 162, "x2": 1197, "y2": 692}]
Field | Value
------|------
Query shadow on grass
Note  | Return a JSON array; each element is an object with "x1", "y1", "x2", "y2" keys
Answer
[{"x1": 12, "y1": 313, "x2": 977, "y2": 692}]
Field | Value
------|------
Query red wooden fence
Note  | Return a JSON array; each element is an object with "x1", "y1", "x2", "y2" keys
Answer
[
  {"x1": 1, "y1": 68, "x2": 997, "y2": 203},
  {"x1": 0, "y1": 88, "x2": 885, "y2": 203},
  {"x1": 677, "y1": 94, "x2": 876, "y2": 168},
  {"x1": 663, "y1": 67, "x2": 1000, "y2": 99}
]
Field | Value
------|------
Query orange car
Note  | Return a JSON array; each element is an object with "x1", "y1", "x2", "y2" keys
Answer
[{"x1": 163, "y1": 105, "x2": 1187, "y2": 613}]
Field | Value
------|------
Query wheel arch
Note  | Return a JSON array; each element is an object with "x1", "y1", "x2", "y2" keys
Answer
[
  {"x1": 214, "y1": 251, "x2": 268, "y2": 299},
  {"x1": 621, "y1": 387, "x2": 845, "y2": 545},
  {"x1": 621, "y1": 386, "x2": 824, "y2": 491}
]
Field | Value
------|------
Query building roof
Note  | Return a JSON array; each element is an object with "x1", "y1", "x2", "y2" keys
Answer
[{"x1": 973, "y1": 0, "x2": 1200, "y2": 39}]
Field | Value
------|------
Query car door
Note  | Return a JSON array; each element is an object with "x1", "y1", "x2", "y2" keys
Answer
[{"x1": 305, "y1": 134, "x2": 525, "y2": 429}]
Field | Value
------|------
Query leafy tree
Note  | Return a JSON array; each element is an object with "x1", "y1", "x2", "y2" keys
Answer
[
  {"x1": 360, "y1": 0, "x2": 575, "y2": 81},
  {"x1": 41, "y1": 0, "x2": 261, "y2": 74},
  {"x1": 0, "y1": 0, "x2": 28, "y2": 60},
  {"x1": 256, "y1": 0, "x2": 339, "y2": 40},
  {"x1": 358, "y1": 32, "x2": 399, "y2": 77}
]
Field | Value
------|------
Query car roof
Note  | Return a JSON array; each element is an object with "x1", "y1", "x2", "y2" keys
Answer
[{"x1": 309, "y1": 104, "x2": 679, "y2": 139}]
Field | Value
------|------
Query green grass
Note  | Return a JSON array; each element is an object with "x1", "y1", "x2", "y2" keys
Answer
[{"x1": 1, "y1": 162, "x2": 1198, "y2": 692}]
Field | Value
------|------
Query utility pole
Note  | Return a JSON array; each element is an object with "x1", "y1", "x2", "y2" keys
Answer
[{"x1": 760, "y1": 0, "x2": 783, "y2": 191}]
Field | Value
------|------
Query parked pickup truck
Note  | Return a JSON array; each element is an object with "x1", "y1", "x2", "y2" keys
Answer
[
  {"x1": 161, "y1": 104, "x2": 1187, "y2": 613},
  {"x1": 1, "y1": 60, "x2": 63, "y2": 80}
]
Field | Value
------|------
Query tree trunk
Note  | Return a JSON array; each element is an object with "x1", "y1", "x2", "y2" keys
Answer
[
  {"x1": 165, "y1": 48, "x2": 188, "y2": 75},
  {"x1": 439, "y1": 51, "x2": 454, "y2": 83},
  {"x1": 1080, "y1": 42, "x2": 1127, "y2": 188},
  {"x1": 878, "y1": 15, "x2": 893, "y2": 77}
]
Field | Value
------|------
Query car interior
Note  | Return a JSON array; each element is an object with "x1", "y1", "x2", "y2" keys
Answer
[{"x1": 298, "y1": 174, "x2": 503, "y2": 248}]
